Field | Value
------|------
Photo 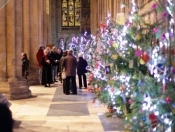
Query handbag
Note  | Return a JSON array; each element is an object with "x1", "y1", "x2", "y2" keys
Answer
[{"x1": 62, "y1": 71, "x2": 66, "y2": 79}]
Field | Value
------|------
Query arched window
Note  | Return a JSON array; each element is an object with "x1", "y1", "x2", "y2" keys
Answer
[{"x1": 61, "y1": 0, "x2": 81, "y2": 30}]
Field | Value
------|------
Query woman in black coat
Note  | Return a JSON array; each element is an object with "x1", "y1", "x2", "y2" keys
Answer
[
  {"x1": 41, "y1": 49, "x2": 53, "y2": 87},
  {"x1": 77, "y1": 53, "x2": 88, "y2": 89}
]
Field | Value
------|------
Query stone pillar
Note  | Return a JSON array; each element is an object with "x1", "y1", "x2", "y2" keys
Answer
[
  {"x1": 28, "y1": 0, "x2": 40, "y2": 85},
  {"x1": 43, "y1": 0, "x2": 48, "y2": 45},
  {"x1": 0, "y1": 0, "x2": 7, "y2": 81},
  {"x1": 6, "y1": 0, "x2": 15, "y2": 78},
  {"x1": 0, "y1": 0, "x2": 49, "y2": 99},
  {"x1": 15, "y1": 0, "x2": 23, "y2": 76},
  {"x1": 22, "y1": 0, "x2": 30, "y2": 55},
  {"x1": 50, "y1": 0, "x2": 56, "y2": 45},
  {"x1": 6, "y1": 0, "x2": 31, "y2": 100},
  {"x1": 38, "y1": 0, "x2": 44, "y2": 47}
]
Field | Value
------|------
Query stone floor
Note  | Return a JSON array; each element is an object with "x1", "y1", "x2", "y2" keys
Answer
[{"x1": 9, "y1": 81, "x2": 125, "y2": 132}]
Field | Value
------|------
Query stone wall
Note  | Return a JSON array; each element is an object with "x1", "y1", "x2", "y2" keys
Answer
[{"x1": 90, "y1": 0, "x2": 129, "y2": 35}]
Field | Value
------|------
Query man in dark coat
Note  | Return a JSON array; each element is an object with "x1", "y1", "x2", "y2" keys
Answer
[
  {"x1": 63, "y1": 50, "x2": 77, "y2": 95},
  {"x1": 77, "y1": 52, "x2": 88, "y2": 89},
  {"x1": 21, "y1": 53, "x2": 30, "y2": 81}
]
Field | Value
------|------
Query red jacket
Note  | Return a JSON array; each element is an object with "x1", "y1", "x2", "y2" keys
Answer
[{"x1": 36, "y1": 49, "x2": 44, "y2": 67}]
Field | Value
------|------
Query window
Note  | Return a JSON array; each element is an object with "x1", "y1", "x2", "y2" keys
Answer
[{"x1": 61, "y1": 0, "x2": 81, "y2": 28}]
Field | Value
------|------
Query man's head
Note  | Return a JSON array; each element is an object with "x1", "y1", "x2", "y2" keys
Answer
[
  {"x1": 44, "y1": 49, "x2": 48, "y2": 55},
  {"x1": 78, "y1": 52, "x2": 82, "y2": 57},
  {"x1": 52, "y1": 46, "x2": 57, "y2": 52},
  {"x1": 68, "y1": 50, "x2": 73, "y2": 55}
]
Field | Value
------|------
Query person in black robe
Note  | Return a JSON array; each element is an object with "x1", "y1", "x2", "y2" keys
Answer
[{"x1": 41, "y1": 49, "x2": 52, "y2": 87}]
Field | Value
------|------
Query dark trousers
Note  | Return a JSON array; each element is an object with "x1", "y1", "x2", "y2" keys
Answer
[
  {"x1": 78, "y1": 74, "x2": 87, "y2": 89},
  {"x1": 65, "y1": 76, "x2": 77, "y2": 94},
  {"x1": 63, "y1": 79, "x2": 66, "y2": 94}
]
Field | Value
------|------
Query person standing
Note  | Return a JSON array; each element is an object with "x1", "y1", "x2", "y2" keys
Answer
[
  {"x1": 60, "y1": 50, "x2": 68, "y2": 93},
  {"x1": 57, "y1": 48, "x2": 63, "y2": 80},
  {"x1": 50, "y1": 46, "x2": 58, "y2": 82},
  {"x1": 21, "y1": 53, "x2": 30, "y2": 81},
  {"x1": 36, "y1": 46, "x2": 44, "y2": 84},
  {"x1": 63, "y1": 50, "x2": 77, "y2": 95},
  {"x1": 77, "y1": 53, "x2": 88, "y2": 89},
  {"x1": 41, "y1": 49, "x2": 52, "y2": 87}
]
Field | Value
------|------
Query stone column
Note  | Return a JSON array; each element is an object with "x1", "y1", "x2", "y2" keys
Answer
[
  {"x1": 22, "y1": 0, "x2": 30, "y2": 55},
  {"x1": 43, "y1": 0, "x2": 48, "y2": 45},
  {"x1": 32, "y1": 0, "x2": 39, "y2": 66},
  {"x1": 28, "y1": 0, "x2": 40, "y2": 85},
  {"x1": 6, "y1": 0, "x2": 31, "y2": 100},
  {"x1": 38, "y1": 0, "x2": 44, "y2": 47},
  {"x1": 6, "y1": 0, "x2": 15, "y2": 78},
  {"x1": 50, "y1": 0, "x2": 56, "y2": 45},
  {"x1": 0, "y1": 0, "x2": 7, "y2": 82},
  {"x1": 15, "y1": 0, "x2": 23, "y2": 76}
]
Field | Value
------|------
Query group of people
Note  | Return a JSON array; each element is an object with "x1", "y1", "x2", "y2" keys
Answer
[
  {"x1": 36, "y1": 46, "x2": 63, "y2": 87},
  {"x1": 36, "y1": 46, "x2": 88, "y2": 95}
]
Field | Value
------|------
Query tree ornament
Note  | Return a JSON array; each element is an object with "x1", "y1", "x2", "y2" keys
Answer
[
  {"x1": 136, "y1": 34, "x2": 141, "y2": 40},
  {"x1": 141, "y1": 53, "x2": 150, "y2": 63},
  {"x1": 87, "y1": 87, "x2": 91, "y2": 93},
  {"x1": 140, "y1": 59, "x2": 145, "y2": 65},
  {"x1": 161, "y1": 33, "x2": 166, "y2": 39},
  {"x1": 120, "y1": 84, "x2": 125, "y2": 92},
  {"x1": 141, "y1": 116, "x2": 146, "y2": 121},
  {"x1": 109, "y1": 40, "x2": 113, "y2": 45},
  {"x1": 165, "y1": 97, "x2": 171, "y2": 103},
  {"x1": 112, "y1": 43, "x2": 119, "y2": 49},
  {"x1": 135, "y1": 49, "x2": 142, "y2": 57},
  {"x1": 129, "y1": 60, "x2": 133, "y2": 68},
  {"x1": 162, "y1": 12, "x2": 167, "y2": 17},
  {"x1": 139, "y1": 122, "x2": 144, "y2": 127},
  {"x1": 95, "y1": 62, "x2": 99, "y2": 69},
  {"x1": 149, "y1": 113, "x2": 157, "y2": 128},
  {"x1": 153, "y1": 28, "x2": 158, "y2": 33},
  {"x1": 96, "y1": 87, "x2": 101, "y2": 92},
  {"x1": 88, "y1": 74, "x2": 94, "y2": 84},
  {"x1": 111, "y1": 87, "x2": 115, "y2": 92},
  {"x1": 128, "y1": 99, "x2": 133, "y2": 104},
  {"x1": 100, "y1": 23, "x2": 106, "y2": 29},
  {"x1": 112, "y1": 54, "x2": 118, "y2": 60},
  {"x1": 152, "y1": 3, "x2": 157, "y2": 9},
  {"x1": 108, "y1": 108, "x2": 114, "y2": 113}
]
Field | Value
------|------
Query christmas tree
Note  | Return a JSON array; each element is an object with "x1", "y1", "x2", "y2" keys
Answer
[{"x1": 87, "y1": 0, "x2": 175, "y2": 131}]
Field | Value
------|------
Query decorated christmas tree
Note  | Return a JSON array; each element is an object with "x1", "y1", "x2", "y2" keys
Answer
[{"x1": 87, "y1": 0, "x2": 175, "y2": 131}]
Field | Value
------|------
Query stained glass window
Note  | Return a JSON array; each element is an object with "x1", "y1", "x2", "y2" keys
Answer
[{"x1": 61, "y1": 0, "x2": 81, "y2": 27}]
